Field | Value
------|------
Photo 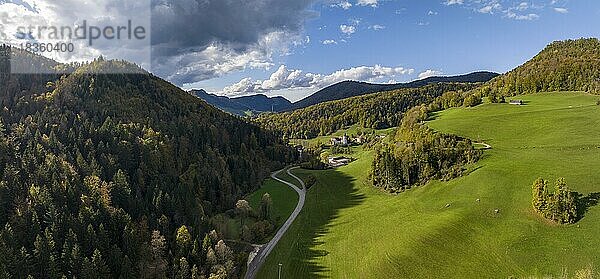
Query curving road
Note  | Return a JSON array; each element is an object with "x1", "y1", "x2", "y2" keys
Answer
[{"x1": 245, "y1": 167, "x2": 306, "y2": 279}]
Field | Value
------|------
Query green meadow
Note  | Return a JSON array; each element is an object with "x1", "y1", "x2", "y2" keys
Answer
[
  {"x1": 246, "y1": 176, "x2": 299, "y2": 227},
  {"x1": 257, "y1": 92, "x2": 600, "y2": 278},
  {"x1": 218, "y1": 175, "x2": 298, "y2": 241}
]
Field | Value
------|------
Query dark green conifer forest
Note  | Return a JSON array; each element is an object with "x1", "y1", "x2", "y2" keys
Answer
[{"x1": 0, "y1": 45, "x2": 296, "y2": 278}]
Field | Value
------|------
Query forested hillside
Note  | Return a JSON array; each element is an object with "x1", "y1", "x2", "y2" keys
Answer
[
  {"x1": 257, "y1": 83, "x2": 481, "y2": 139},
  {"x1": 484, "y1": 38, "x2": 600, "y2": 97},
  {"x1": 0, "y1": 46, "x2": 296, "y2": 278},
  {"x1": 289, "y1": 71, "x2": 498, "y2": 110}
]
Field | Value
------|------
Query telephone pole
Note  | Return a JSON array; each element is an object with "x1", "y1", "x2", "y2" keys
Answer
[{"x1": 278, "y1": 263, "x2": 282, "y2": 279}]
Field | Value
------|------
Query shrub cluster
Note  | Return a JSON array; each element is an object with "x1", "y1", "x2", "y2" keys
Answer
[{"x1": 532, "y1": 178, "x2": 579, "y2": 224}]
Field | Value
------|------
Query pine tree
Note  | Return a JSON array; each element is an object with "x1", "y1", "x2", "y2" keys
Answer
[
  {"x1": 531, "y1": 178, "x2": 549, "y2": 212},
  {"x1": 91, "y1": 249, "x2": 111, "y2": 279},
  {"x1": 149, "y1": 230, "x2": 168, "y2": 278},
  {"x1": 69, "y1": 244, "x2": 82, "y2": 278},
  {"x1": 554, "y1": 178, "x2": 578, "y2": 224},
  {"x1": 33, "y1": 234, "x2": 49, "y2": 276},
  {"x1": 17, "y1": 246, "x2": 31, "y2": 278},
  {"x1": 80, "y1": 257, "x2": 94, "y2": 279},
  {"x1": 202, "y1": 234, "x2": 212, "y2": 253},
  {"x1": 175, "y1": 257, "x2": 190, "y2": 279},
  {"x1": 235, "y1": 200, "x2": 251, "y2": 227},
  {"x1": 119, "y1": 256, "x2": 135, "y2": 279},
  {"x1": 176, "y1": 225, "x2": 191, "y2": 256},
  {"x1": 259, "y1": 193, "x2": 273, "y2": 221},
  {"x1": 191, "y1": 265, "x2": 200, "y2": 279}
]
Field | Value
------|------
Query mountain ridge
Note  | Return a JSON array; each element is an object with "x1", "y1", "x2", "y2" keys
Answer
[
  {"x1": 192, "y1": 89, "x2": 292, "y2": 116},
  {"x1": 288, "y1": 71, "x2": 499, "y2": 110},
  {"x1": 193, "y1": 71, "x2": 498, "y2": 115}
]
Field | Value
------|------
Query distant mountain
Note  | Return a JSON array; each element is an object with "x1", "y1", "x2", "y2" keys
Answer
[
  {"x1": 289, "y1": 71, "x2": 499, "y2": 110},
  {"x1": 191, "y1": 89, "x2": 250, "y2": 115},
  {"x1": 233, "y1": 94, "x2": 292, "y2": 112},
  {"x1": 192, "y1": 90, "x2": 292, "y2": 116}
]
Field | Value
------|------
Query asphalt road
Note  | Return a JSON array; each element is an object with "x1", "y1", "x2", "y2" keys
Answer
[{"x1": 244, "y1": 167, "x2": 306, "y2": 279}]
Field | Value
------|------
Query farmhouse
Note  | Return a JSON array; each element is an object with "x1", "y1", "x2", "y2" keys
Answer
[
  {"x1": 509, "y1": 100, "x2": 523, "y2": 105},
  {"x1": 331, "y1": 134, "x2": 349, "y2": 146}
]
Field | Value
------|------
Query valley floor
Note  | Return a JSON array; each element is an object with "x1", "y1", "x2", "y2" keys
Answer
[{"x1": 257, "y1": 92, "x2": 600, "y2": 278}]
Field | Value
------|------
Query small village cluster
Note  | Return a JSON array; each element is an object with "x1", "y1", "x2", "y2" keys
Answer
[{"x1": 329, "y1": 134, "x2": 364, "y2": 146}]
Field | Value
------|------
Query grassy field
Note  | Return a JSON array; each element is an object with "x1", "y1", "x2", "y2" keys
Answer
[
  {"x1": 257, "y1": 92, "x2": 600, "y2": 278},
  {"x1": 246, "y1": 176, "x2": 299, "y2": 228}
]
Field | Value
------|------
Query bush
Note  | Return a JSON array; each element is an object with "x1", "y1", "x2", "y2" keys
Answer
[
  {"x1": 463, "y1": 94, "x2": 482, "y2": 107},
  {"x1": 250, "y1": 220, "x2": 274, "y2": 242}
]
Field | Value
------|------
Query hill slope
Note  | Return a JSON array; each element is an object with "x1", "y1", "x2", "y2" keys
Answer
[
  {"x1": 192, "y1": 90, "x2": 292, "y2": 116},
  {"x1": 484, "y1": 38, "x2": 600, "y2": 96},
  {"x1": 0, "y1": 46, "x2": 296, "y2": 278},
  {"x1": 290, "y1": 71, "x2": 498, "y2": 110},
  {"x1": 257, "y1": 82, "x2": 481, "y2": 139},
  {"x1": 259, "y1": 92, "x2": 600, "y2": 278}
]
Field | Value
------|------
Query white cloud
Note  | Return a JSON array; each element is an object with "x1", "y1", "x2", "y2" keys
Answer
[
  {"x1": 220, "y1": 64, "x2": 415, "y2": 96},
  {"x1": 357, "y1": 0, "x2": 378, "y2": 8},
  {"x1": 444, "y1": 0, "x2": 549, "y2": 21},
  {"x1": 369, "y1": 24, "x2": 386, "y2": 31},
  {"x1": 0, "y1": 0, "x2": 151, "y2": 68},
  {"x1": 340, "y1": 24, "x2": 356, "y2": 35},
  {"x1": 553, "y1": 7, "x2": 568, "y2": 13},
  {"x1": 444, "y1": 0, "x2": 464, "y2": 6},
  {"x1": 516, "y1": 2, "x2": 529, "y2": 11},
  {"x1": 506, "y1": 12, "x2": 539, "y2": 20},
  {"x1": 395, "y1": 8, "x2": 407, "y2": 14},
  {"x1": 332, "y1": 1, "x2": 353, "y2": 10},
  {"x1": 1, "y1": 0, "x2": 316, "y2": 84},
  {"x1": 322, "y1": 39, "x2": 338, "y2": 45},
  {"x1": 165, "y1": 31, "x2": 302, "y2": 85},
  {"x1": 428, "y1": 10, "x2": 439, "y2": 15},
  {"x1": 478, "y1": 3, "x2": 502, "y2": 14},
  {"x1": 418, "y1": 69, "x2": 443, "y2": 79}
]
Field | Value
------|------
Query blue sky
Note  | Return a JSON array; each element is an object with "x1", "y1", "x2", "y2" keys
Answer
[
  {"x1": 184, "y1": 0, "x2": 600, "y2": 101},
  {"x1": 2, "y1": 0, "x2": 599, "y2": 102}
]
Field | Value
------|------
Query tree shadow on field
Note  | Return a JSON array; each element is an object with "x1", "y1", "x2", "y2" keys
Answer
[
  {"x1": 576, "y1": 192, "x2": 600, "y2": 221},
  {"x1": 426, "y1": 113, "x2": 441, "y2": 121},
  {"x1": 291, "y1": 168, "x2": 366, "y2": 278}
]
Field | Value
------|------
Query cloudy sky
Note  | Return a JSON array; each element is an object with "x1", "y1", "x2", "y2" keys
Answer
[{"x1": 2, "y1": 0, "x2": 600, "y2": 101}]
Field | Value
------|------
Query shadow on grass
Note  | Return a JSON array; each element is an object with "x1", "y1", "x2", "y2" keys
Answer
[
  {"x1": 576, "y1": 192, "x2": 600, "y2": 221},
  {"x1": 426, "y1": 113, "x2": 441, "y2": 121},
  {"x1": 264, "y1": 168, "x2": 366, "y2": 278}
]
